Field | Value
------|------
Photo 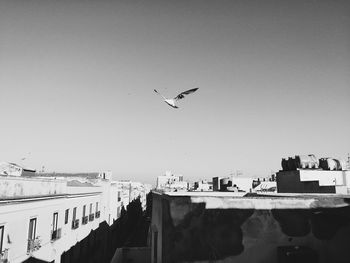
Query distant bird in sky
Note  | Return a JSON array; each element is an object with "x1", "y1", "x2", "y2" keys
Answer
[
  {"x1": 20, "y1": 152, "x2": 31, "y2": 161},
  {"x1": 154, "y1": 88, "x2": 199, "y2": 108}
]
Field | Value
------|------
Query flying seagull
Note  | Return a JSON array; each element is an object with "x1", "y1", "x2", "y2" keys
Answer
[{"x1": 154, "y1": 88, "x2": 199, "y2": 108}]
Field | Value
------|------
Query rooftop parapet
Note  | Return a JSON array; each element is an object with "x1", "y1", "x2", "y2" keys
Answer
[
  {"x1": 0, "y1": 175, "x2": 104, "y2": 199},
  {"x1": 153, "y1": 190, "x2": 350, "y2": 209},
  {"x1": 0, "y1": 176, "x2": 67, "y2": 199}
]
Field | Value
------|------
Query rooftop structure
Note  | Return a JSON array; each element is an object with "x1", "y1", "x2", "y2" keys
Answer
[
  {"x1": 277, "y1": 154, "x2": 350, "y2": 194},
  {"x1": 0, "y1": 162, "x2": 36, "y2": 177},
  {"x1": 150, "y1": 191, "x2": 350, "y2": 263},
  {"x1": 192, "y1": 180, "x2": 213, "y2": 192},
  {"x1": 156, "y1": 171, "x2": 188, "y2": 192}
]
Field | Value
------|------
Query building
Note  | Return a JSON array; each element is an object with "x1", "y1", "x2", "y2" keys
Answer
[
  {"x1": 0, "y1": 165, "x2": 150, "y2": 263},
  {"x1": 277, "y1": 155, "x2": 350, "y2": 194},
  {"x1": 212, "y1": 177, "x2": 221, "y2": 191},
  {"x1": 0, "y1": 174, "x2": 107, "y2": 263},
  {"x1": 0, "y1": 162, "x2": 36, "y2": 177},
  {"x1": 149, "y1": 156, "x2": 350, "y2": 263},
  {"x1": 229, "y1": 176, "x2": 254, "y2": 192},
  {"x1": 213, "y1": 176, "x2": 254, "y2": 192},
  {"x1": 113, "y1": 180, "x2": 152, "y2": 212},
  {"x1": 192, "y1": 180, "x2": 213, "y2": 191},
  {"x1": 150, "y1": 191, "x2": 350, "y2": 263},
  {"x1": 156, "y1": 171, "x2": 188, "y2": 192}
]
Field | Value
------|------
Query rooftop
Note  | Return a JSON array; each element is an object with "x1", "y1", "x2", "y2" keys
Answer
[
  {"x1": 153, "y1": 190, "x2": 350, "y2": 209},
  {"x1": 37, "y1": 172, "x2": 101, "y2": 179}
]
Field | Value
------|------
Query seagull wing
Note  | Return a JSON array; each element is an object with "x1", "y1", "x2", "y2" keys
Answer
[
  {"x1": 174, "y1": 88, "x2": 199, "y2": 101},
  {"x1": 154, "y1": 89, "x2": 167, "y2": 100}
]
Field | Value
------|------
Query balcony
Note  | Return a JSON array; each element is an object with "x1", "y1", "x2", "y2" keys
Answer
[
  {"x1": 95, "y1": 211, "x2": 100, "y2": 218},
  {"x1": 82, "y1": 216, "x2": 88, "y2": 225},
  {"x1": 89, "y1": 213, "x2": 95, "y2": 222},
  {"x1": 72, "y1": 219, "x2": 79, "y2": 230},
  {"x1": 0, "y1": 249, "x2": 9, "y2": 263},
  {"x1": 51, "y1": 228, "x2": 62, "y2": 241},
  {"x1": 27, "y1": 237, "x2": 41, "y2": 254}
]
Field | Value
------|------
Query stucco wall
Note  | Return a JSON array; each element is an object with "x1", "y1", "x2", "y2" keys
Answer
[
  {"x1": 152, "y1": 193, "x2": 350, "y2": 263},
  {"x1": 0, "y1": 192, "x2": 104, "y2": 263},
  {"x1": 0, "y1": 177, "x2": 67, "y2": 198}
]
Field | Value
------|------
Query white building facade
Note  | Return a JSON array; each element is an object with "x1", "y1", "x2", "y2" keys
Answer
[{"x1": 0, "y1": 173, "x2": 111, "y2": 263}]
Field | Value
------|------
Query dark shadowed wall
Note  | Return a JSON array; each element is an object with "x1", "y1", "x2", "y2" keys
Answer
[{"x1": 151, "y1": 193, "x2": 350, "y2": 263}]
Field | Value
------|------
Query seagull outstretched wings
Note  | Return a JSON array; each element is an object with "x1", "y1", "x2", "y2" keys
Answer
[
  {"x1": 174, "y1": 88, "x2": 199, "y2": 101},
  {"x1": 154, "y1": 88, "x2": 199, "y2": 108}
]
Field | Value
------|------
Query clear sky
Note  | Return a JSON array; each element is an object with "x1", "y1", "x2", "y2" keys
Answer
[{"x1": 1, "y1": 0, "x2": 349, "y2": 184}]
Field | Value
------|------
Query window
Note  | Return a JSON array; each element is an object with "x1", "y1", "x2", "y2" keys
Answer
[
  {"x1": 88, "y1": 203, "x2": 95, "y2": 221},
  {"x1": 0, "y1": 225, "x2": 4, "y2": 253},
  {"x1": 82, "y1": 205, "x2": 88, "y2": 224},
  {"x1": 28, "y1": 218, "x2": 37, "y2": 241},
  {"x1": 52, "y1": 212, "x2": 58, "y2": 233},
  {"x1": 65, "y1": 209, "x2": 69, "y2": 224},
  {"x1": 73, "y1": 207, "x2": 77, "y2": 221},
  {"x1": 51, "y1": 212, "x2": 60, "y2": 240},
  {"x1": 95, "y1": 202, "x2": 100, "y2": 218},
  {"x1": 72, "y1": 207, "x2": 79, "y2": 229}
]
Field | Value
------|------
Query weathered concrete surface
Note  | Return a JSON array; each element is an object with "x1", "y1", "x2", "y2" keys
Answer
[
  {"x1": 151, "y1": 192, "x2": 350, "y2": 263},
  {"x1": 0, "y1": 176, "x2": 67, "y2": 198}
]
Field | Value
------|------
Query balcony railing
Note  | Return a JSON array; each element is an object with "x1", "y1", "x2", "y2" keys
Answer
[
  {"x1": 95, "y1": 211, "x2": 100, "y2": 218},
  {"x1": 82, "y1": 216, "x2": 88, "y2": 225},
  {"x1": 0, "y1": 249, "x2": 9, "y2": 263},
  {"x1": 27, "y1": 237, "x2": 41, "y2": 254},
  {"x1": 72, "y1": 219, "x2": 79, "y2": 230},
  {"x1": 89, "y1": 213, "x2": 95, "y2": 222},
  {"x1": 51, "y1": 228, "x2": 62, "y2": 241}
]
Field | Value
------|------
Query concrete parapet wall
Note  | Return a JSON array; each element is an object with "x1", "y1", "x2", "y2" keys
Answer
[
  {"x1": 66, "y1": 186, "x2": 102, "y2": 195},
  {"x1": 0, "y1": 176, "x2": 67, "y2": 198},
  {"x1": 299, "y1": 170, "x2": 349, "y2": 186}
]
